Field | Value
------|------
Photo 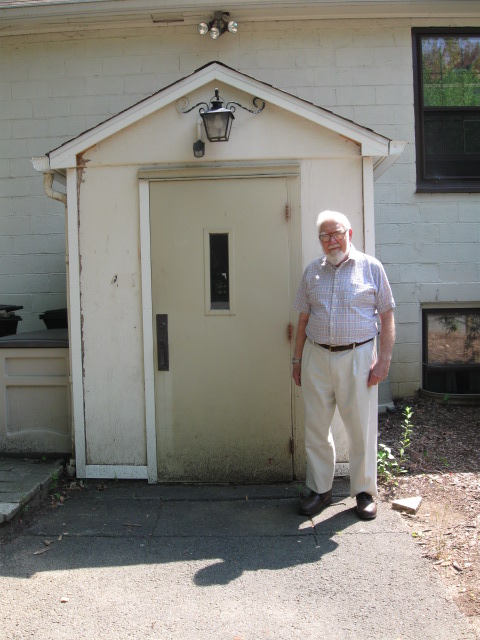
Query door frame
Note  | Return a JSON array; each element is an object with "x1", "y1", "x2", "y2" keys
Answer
[{"x1": 138, "y1": 162, "x2": 301, "y2": 484}]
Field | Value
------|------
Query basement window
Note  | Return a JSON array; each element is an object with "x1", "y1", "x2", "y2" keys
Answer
[{"x1": 422, "y1": 308, "x2": 480, "y2": 395}]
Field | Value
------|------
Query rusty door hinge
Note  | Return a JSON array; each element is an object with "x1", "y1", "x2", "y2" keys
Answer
[
  {"x1": 285, "y1": 204, "x2": 290, "y2": 221},
  {"x1": 288, "y1": 322, "x2": 293, "y2": 342},
  {"x1": 290, "y1": 436, "x2": 294, "y2": 455}
]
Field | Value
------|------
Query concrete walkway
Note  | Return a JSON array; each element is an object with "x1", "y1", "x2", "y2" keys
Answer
[{"x1": 0, "y1": 458, "x2": 477, "y2": 640}]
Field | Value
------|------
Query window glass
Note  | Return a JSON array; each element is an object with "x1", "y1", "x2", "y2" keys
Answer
[
  {"x1": 209, "y1": 233, "x2": 229, "y2": 310},
  {"x1": 427, "y1": 311, "x2": 480, "y2": 365},
  {"x1": 422, "y1": 37, "x2": 480, "y2": 107},
  {"x1": 422, "y1": 309, "x2": 480, "y2": 395}
]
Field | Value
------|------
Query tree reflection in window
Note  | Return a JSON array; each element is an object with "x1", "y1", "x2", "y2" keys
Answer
[
  {"x1": 427, "y1": 311, "x2": 480, "y2": 364},
  {"x1": 413, "y1": 29, "x2": 480, "y2": 189},
  {"x1": 423, "y1": 308, "x2": 480, "y2": 395}
]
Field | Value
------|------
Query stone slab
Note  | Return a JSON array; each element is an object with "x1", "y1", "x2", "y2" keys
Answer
[
  {"x1": 392, "y1": 496, "x2": 423, "y2": 514},
  {"x1": 0, "y1": 502, "x2": 21, "y2": 523}
]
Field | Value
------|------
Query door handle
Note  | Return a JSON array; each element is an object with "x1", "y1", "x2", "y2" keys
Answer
[{"x1": 156, "y1": 314, "x2": 169, "y2": 371}]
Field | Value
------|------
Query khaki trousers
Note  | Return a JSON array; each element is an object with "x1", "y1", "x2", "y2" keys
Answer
[{"x1": 301, "y1": 337, "x2": 378, "y2": 498}]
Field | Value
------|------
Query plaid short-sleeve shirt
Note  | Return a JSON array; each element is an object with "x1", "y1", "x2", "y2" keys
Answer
[{"x1": 294, "y1": 246, "x2": 395, "y2": 345}]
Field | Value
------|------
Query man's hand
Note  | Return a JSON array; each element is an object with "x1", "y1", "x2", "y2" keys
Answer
[
  {"x1": 292, "y1": 312, "x2": 309, "y2": 387},
  {"x1": 367, "y1": 309, "x2": 395, "y2": 387},
  {"x1": 293, "y1": 362, "x2": 302, "y2": 387},
  {"x1": 367, "y1": 359, "x2": 389, "y2": 387}
]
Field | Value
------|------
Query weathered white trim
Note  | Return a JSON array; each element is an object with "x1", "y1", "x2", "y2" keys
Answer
[
  {"x1": 66, "y1": 167, "x2": 86, "y2": 478},
  {"x1": 31, "y1": 156, "x2": 51, "y2": 172},
  {"x1": 139, "y1": 179, "x2": 158, "y2": 484},
  {"x1": 84, "y1": 465, "x2": 148, "y2": 480},
  {"x1": 138, "y1": 161, "x2": 300, "y2": 181},
  {"x1": 373, "y1": 141, "x2": 407, "y2": 181},
  {"x1": 2, "y1": 1, "x2": 479, "y2": 38},
  {"x1": 363, "y1": 157, "x2": 375, "y2": 257},
  {"x1": 48, "y1": 63, "x2": 392, "y2": 169}
]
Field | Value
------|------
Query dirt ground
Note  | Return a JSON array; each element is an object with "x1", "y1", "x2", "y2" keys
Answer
[{"x1": 378, "y1": 394, "x2": 479, "y2": 636}]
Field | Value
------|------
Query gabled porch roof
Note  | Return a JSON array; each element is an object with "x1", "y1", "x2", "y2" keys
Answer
[{"x1": 42, "y1": 61, "x2": 405, "y2": 178}]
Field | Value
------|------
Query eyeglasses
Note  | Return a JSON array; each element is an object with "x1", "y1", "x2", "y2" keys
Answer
[{"x1": 318, "y1": 229, "x2": 349, "y2": 243}]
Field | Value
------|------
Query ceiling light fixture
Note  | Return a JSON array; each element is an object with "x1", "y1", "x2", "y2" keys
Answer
[{"x1": 197, "y1": 12, "x2": 238, "y2": 39}]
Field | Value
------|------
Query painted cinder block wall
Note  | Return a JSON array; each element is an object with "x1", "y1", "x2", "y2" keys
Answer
[{"x1": 1, "y1": 16, "x2": 479, "y2": 398}]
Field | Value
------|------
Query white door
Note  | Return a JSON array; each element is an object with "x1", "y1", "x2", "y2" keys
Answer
[{"x1": 150, "y1": 177, "x2": 295, "y2": 482}]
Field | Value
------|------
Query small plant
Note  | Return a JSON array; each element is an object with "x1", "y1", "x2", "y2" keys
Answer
[
  {"x1": 398, "y1": 406, "x2": 414, "y2": 467},
  {"x1": 49, "y1": 473, "x2": 59, "y2": 492},
  {"x1": 377, "y1": 443, "x2": 401, "y2": 482},
  {"x1": 377, "y1": 406, "x2": 414, "y2": 483}
]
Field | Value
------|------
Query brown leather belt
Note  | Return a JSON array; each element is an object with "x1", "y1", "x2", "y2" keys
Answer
[{"x1": 315, "y1": 338, "x2": 374, "y2": 352}]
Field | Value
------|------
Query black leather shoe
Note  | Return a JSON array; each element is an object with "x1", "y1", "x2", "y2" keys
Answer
[
  {"x1": 299, "y1": 489, "x2": 332, "y2": 517},
  {"x1": 355, "y1": 492, "x2": 377, "y2": 520}
]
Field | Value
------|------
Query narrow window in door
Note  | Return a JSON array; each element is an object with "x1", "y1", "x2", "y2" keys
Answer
[{"x1": 209, "y1": 233, "x2": 230, "y2": 310}]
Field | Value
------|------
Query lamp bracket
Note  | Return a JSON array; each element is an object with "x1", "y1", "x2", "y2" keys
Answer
[
  {"x1": 177, "y1": 100, "x2": 209, "y2": 114},
  {"x1": 225, "y1": 97, "x2": 266, "y2": 115},
  {"x1": 177, "y1": 94, "x2": 265, "y2": 116}
]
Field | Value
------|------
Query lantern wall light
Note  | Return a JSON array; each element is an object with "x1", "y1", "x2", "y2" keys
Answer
[
  {"x1": 177, "y1": 88, "x2": 266, "y2": 157},
  {"x1": 197, "y1": 12, "x2": 238, "y2": 40}
]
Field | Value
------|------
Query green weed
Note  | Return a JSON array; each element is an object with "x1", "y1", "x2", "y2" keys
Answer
[
  {"x1": 398, "y1": 406, "x2": 414, "y2": 467},
  {"x1": 378, "y1": 406, "x2": 414, "y2": 483},
  {"x1": 49, "y1": 472, "x2": 59, "y2": 492},
  {"x1": 377, "y1": 444, "x2": 401, "y2": 482}
]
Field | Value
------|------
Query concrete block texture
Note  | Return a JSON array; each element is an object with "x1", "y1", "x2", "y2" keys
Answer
[{"x1": 397, "y1": 343, "x2": 420, "y2": 364}]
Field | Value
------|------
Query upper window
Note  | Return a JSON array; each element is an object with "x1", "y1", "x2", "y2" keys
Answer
[{"x1": 413, "y1": 29, "x2": 480, "y2": 192}]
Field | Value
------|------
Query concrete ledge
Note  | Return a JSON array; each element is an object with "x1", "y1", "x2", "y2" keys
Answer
[
  {"x1": 0, "y1": 458, "x2": 64, "y2": 524},
  {"x1": 0, "y1": 502, "x2": 21, "y2": 522}
]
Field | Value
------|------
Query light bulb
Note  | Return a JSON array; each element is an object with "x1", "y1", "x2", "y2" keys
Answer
[
  {"x1": 197, "y1": 22, "x2": 208, "y2": 35},
  {"x1": 209, "y1": 26, "x2": 220, "y2": 39},
  {"x1": 227, "y1": 20, "x2": 238, "y2": 34}
]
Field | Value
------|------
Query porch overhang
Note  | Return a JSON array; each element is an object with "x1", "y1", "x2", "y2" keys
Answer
[{"x1": 40, "y1": 61, "x2": 404, "y2": 174}]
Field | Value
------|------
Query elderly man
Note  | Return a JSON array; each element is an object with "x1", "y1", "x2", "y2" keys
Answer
[{"x1": 292, "y1": 210, "x2": 395, "y2": 520}]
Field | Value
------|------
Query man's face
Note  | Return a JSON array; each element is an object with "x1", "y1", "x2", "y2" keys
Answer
[{"x1": 319, "y1": 220, "x2": 352, "y2": 266}]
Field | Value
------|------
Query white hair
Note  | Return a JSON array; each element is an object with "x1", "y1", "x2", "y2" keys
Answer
[{"x1": 316, "y1": 210, "x2": 351, "y2": 234}]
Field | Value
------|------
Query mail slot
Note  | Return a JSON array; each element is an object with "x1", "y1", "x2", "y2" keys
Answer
[{"x1": 156, "y1": 314, "x2": 169, "y2": 371}]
